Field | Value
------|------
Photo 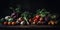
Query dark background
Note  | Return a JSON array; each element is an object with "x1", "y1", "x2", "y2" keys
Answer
[{"x1": 0, "y1": 0, "x2": 59, "y2": 18}]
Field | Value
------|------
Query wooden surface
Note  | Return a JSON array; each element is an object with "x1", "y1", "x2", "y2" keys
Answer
[
  {"x1": 0, "y1": 25, "x2": 58, "y2": 28},
  {"x1": 0, "y1": 25, "x2": 59, "y2": 30}
]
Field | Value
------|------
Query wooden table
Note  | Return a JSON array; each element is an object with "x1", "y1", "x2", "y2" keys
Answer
[{"x1": 0, "y1": 25, "x2": 59, "y2": 30}]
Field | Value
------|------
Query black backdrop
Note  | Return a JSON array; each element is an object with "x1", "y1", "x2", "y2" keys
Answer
[{"x1": 0, "y1": 0, "x2": 59, "y2": 18}]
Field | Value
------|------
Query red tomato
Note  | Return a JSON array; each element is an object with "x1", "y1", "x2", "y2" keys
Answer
[
  {"x1": 4, "y1": 22, "x2": 7, "y2": 25},
  {"x1": 12, "y1": 22, "x2": 16, "y2": 25},
  {"x1": 8, "y1": 22, "x2": 11, "y2": 25},
  {"x1": 33, "y1": 15, "x2": 40, "y2": 23}
]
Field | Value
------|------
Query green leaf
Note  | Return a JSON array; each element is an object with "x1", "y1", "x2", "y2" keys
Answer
[
  {"x1": 51, "y1": 15, "x2": 56, "y2": 19},
  {"x1": 8, "y1": 18, "x2": 13, "y2": 22}
]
